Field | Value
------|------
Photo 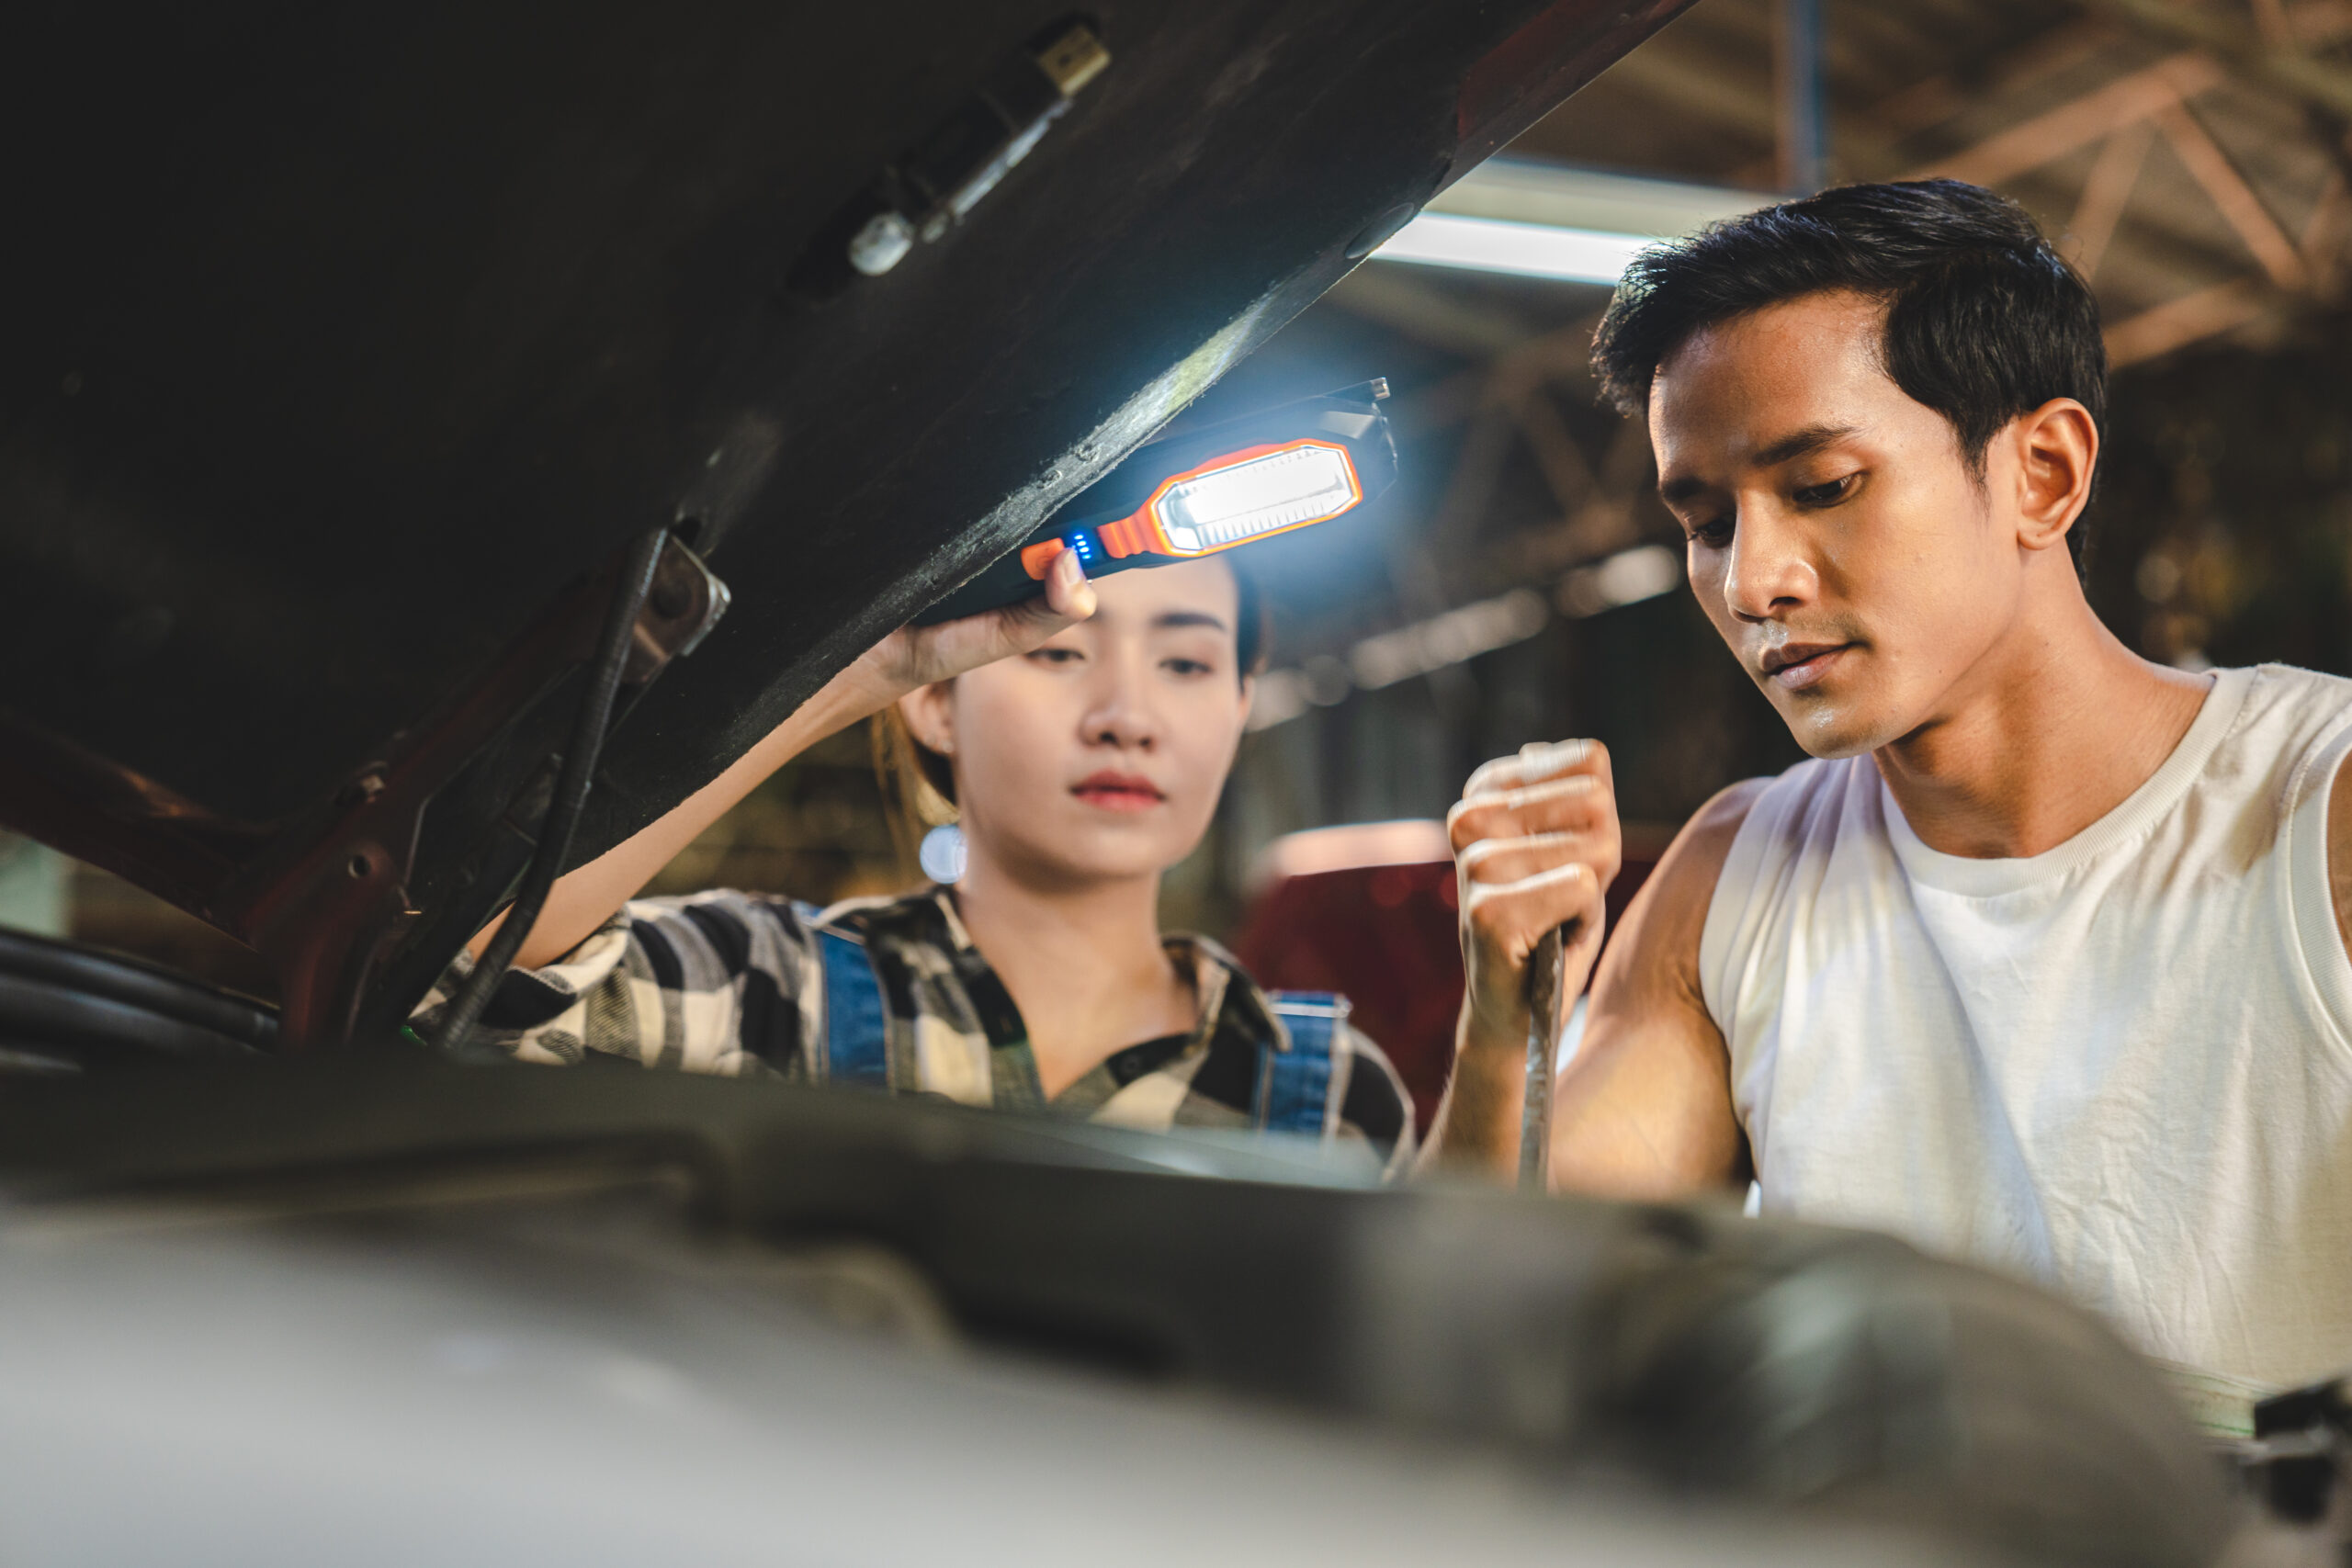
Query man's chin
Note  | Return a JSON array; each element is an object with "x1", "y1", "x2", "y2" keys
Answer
[{"x1": 1777, "y1": 695, "x2": 1895, "y2": 761}]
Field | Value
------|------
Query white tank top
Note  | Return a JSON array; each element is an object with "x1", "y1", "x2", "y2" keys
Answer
[{"x1": 1700, "y1": 663, "x2": 2352, "y2": 1394}]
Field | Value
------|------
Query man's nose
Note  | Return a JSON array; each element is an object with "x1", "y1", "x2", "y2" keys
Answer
[{"x1": 1721, "y1": 502, "x2": 1817, "y2": 623}]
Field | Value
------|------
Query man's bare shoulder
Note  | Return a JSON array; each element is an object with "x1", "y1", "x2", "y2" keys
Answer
[
  {"x1": 1584, "y1": 777, "x2": 1771, "y2": 1045},
  {"x1": 1679, "y1": 776, "x2": 1772, "y2": 861},
  {"x1": 1613, "y1": 777, "x2": 1770, "y2": 956},
  {"x1": 1553, "y1": 778, "x2": 1770, "y2": 1195}
]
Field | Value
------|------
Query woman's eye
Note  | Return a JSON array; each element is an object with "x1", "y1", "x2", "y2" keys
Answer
[
  {"x1": 1027, "y1": 647, "x2": 1083, "y2": 665},
  {"x1": 1162, "y1": 657, "x2": 1214, "y2": 678},
  {"x1": 1793, "y1": 473, "x2": 1858, "y2": 508}
]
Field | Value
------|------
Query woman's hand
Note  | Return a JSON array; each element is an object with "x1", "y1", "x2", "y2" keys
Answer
[
  {"x1": 475, "y1": 550, "x2": 1095, "y2": 968},
  {"x1": 1447, "y1": 739, "x2": 1623, "y2": 1055},
  {"x1": 830, "y1": 547, "x2": 1098, "y2": 718}
]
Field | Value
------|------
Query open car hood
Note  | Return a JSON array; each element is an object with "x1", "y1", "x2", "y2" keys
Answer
[{"x1": 0, "y1": 0, "x2": 1690, "y2": 1044}]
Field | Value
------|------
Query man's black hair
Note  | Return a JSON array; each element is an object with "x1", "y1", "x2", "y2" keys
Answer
[{"x1": 1592, "y1": 179, "x2": 2107, "y2": 570}]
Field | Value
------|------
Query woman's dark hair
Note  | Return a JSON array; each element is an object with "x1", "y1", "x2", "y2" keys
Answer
[
  {"x1": 871, "y1": 556, "x2": 1267, "y2": 853},
  {"x1": 1591, "y1": 179, "x2": 2107, "y2": 570},
  {"x1": 1231, "y1": 558, "x2": 1267, "y2": 677}
]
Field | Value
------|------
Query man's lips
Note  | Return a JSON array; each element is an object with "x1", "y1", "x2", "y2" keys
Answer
[
  {"x1": 1070, "y1": 771, "x2": 1168, "y2": 811},
  {"x1": 1759, "y1": 641, "x2": 1854, "y2": 690}
]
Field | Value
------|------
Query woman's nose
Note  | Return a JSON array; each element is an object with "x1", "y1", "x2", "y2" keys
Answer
[
  {"x1": 1085, "y1": 703, "x2": 1158, "y2": 750},
  {"x1": 1082, "y1": 660, "x2": 1159, "y2": 749}
]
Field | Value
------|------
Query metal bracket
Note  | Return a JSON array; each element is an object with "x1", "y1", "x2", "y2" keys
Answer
[
  {"x1": 625, "y1": 536, "x2": 731, "y2": 686},
  {"x1": 218, "y1": 534, "x2": 729, "y2": 1051}
]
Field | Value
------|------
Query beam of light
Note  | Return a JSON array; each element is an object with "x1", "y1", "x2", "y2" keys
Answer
[
  {"x1": 1366, "y1": 160, "x2": 1768, "y2": 285},
  {"x1": 1372, "y1": 213, "x2": 1653, "y2": 285}
]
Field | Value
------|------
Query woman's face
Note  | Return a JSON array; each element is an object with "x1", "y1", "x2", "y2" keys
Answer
[{"x1": 899, "y1": 558, "x2": 1253, "y2": 889}]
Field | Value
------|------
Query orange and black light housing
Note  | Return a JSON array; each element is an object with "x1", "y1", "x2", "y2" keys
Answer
[{"x1": 916, "y1": 381, "x2": 1396, "y2": 625}]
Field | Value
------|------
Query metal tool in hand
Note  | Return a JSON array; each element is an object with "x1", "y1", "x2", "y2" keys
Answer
[{"x1": 1519, "y1": 925, "x2": 1566, "y2": 1192}]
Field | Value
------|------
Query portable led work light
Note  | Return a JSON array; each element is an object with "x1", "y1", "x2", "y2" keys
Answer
[{"x1": 916, "y1": 379, "x2": 1397, "y2": 625}]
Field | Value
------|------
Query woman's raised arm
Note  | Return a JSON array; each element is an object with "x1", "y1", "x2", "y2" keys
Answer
[{"x1": 477, "y1": 551, "x2": 1096, "y2": 968}]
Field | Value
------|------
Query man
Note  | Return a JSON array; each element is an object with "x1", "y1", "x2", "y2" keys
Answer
[{"x1": 1424, "y1": 180, "x2": 2352, "y2": 1402}]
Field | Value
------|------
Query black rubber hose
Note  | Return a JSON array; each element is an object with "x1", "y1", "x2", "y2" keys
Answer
[{"x1": 431, "y1": 526, "x2": 669, "y2": 1055}]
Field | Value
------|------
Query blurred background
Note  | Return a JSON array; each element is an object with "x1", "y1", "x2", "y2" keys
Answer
[{"x1": 12, "y1": 0, "x2": 2352, "y2": 1121}]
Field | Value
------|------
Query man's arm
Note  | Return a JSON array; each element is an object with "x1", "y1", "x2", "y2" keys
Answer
[
  {"x1": 1418, "y1": 755, "x2": 1758, "y2": 1194},
  {"x1": 1418, "y1": 739, "x2": 1620, "y2": 1180},
  {"x1": 1547, "y1": 780, "x2": 1759, "y2": 1199},
  {"x1": 483, "y1": 550, "x2": 1096, "y2": 969}
]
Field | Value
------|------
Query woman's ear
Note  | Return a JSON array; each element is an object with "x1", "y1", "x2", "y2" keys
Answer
[
  {"x1": 2011, "y1": 397, "x2": 2099, "y2": 555},
  {"x1": 897, "y1": 683, "x2": 955, "y2": 755},
  {"x1": 1235, "y1": 672, "x2": 1256, "y2": 737}
]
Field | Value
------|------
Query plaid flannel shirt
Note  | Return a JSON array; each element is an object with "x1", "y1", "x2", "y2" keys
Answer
[{"x1": 414, "y1": 886, "x2": 1416, "y2": 1179}]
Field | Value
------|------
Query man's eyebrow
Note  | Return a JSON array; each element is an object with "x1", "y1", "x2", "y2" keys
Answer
[
  {"x1": 1753, "y1": 423, "x2": 1861, "y2": 468},
  {"x1": 1657, "y1": 423, "x2": 1862, "y2": 505}
]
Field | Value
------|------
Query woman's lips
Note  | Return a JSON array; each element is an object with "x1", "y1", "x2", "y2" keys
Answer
[
  {"x1": 1762, "y1": 643, "x2": 1852, "y2": 690},
  {"x1": 1070, "y1": 771, "x2": 1168, "y2": 812}
]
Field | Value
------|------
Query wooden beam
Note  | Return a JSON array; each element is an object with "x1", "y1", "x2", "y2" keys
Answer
[
  {"x1": 1867, "y1": 18, "x2": 2120, "y2": 140},
  {"x1": 2074, "y1": 0, "x2": 2352, "y2": 118},
  {"x1": 1911, "y1": 53, "x2": 2224, "y2": 186},
  {"x1": 1423, "y1": 400, "x2": 1519, "y2": 558},
  {"x1": 1601, "y1": 45, "x2": 1782, "y2": 144},
  {"x1": 2299, "y1": 166, "x2": 2350, "y2": 293},
  {"x1": 2303, "y1": 164, "x2": 2350, "y2": 250},
  {"x1": 1510, "y1": 388, "x2": 1599, "y2": 515},
  {"x1": 2286, "y1": 0, "x2": 2352, "y2": 48},
  {"x1": 2066, "y1": 120, "x2": 2155, "y2": 281},
  {"x1": 2104, "y1": 276, "x2": 2269, "y2": 365},
  {"x1": 1322, "y1": 268, "x2": 1532, "y2": 359},
  {"x1": 2149, "y1": 102, "x2": 2308, "y2": 289}
]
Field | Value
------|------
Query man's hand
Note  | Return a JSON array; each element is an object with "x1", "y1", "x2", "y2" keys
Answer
[
  {"x1": 1449, "y1": 739, "x2": 1623, "y2": 1052},
  {"x1": 1418, "y1": 739, "x2": 1621, "y2": 1179},
  {"x1": 831, "y1": 547, "x2": 1097, "y2": 716}
]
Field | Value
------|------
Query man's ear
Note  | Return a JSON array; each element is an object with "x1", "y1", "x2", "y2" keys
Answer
[
  {"x1": 897, "y1": 683, "x2": 954, "y2": 755},
  {"x1": 2010, "y1": 397, "x2": 2099, "y2": 555}
]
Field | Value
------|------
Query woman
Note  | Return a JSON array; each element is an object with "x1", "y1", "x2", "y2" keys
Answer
[{"x1": 415, "y1": 550, "x2": 1414, "y2": 1178}]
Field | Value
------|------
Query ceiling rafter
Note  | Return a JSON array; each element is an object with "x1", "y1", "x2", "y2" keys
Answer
[
  {"x1": 2150, "y1": 100, "x2": 2309, "y2": 287},
  {"x1": 2074, "y1": 0, "x2": 2352, "y2": 118},
  {"x1": 1866, "y1": 17, "x2": 2125, "y2": 141},
  {"x1": 2068, "y1": 119, "x2": 2158, "y2": 279},
  {"x1": 1911, "y1": 52, "x2": 2226, "y2": 186},
  {"x1": 2104, "y1": 276, "x2": 2270, "y2": 362},
  {"x1": 1892, "y1": 14, "x2": 2344, "y2": 365}
]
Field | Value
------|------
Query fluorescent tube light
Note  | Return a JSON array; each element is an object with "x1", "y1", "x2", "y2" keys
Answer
[
  {"x1": 1374, "y1": 214, "x2": 1652, "y2": 285},
  {"x1": 1370, "y1": 160, "x2": 1768, "y2": 285}
]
